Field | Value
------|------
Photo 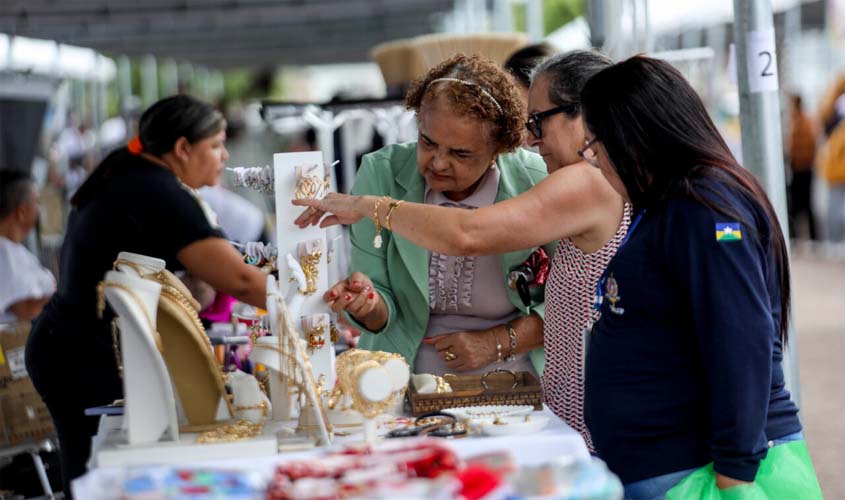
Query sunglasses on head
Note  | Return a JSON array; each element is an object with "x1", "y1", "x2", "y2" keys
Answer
[{"x1": 525, "y1": 103, "x2": 579, "y2": 140}]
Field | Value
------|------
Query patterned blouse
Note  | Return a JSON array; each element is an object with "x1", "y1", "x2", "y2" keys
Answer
[
  {"x1": 413, "y1": 165, "x2": 534, "y2": 376},
  {"x1": 542, "y1": 203, "x2": 632, "y2": 451}
]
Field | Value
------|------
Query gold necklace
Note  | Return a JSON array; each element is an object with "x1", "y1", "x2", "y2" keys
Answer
[
  {"x1": 112, "y1": 259, "x2": 166, "y2": 282},
  {"x1": 195, "y1": 420, "x2": 263, "y2": 444},
  {"x1": 155, "y1": 282, "x2": 234, "y2": 415},
  {"x1": 96, "y1": 280, "x2": 163, "y2": 352},
  {"x1": 158, "y1": 284, "x2": 213, "y2": 353}
]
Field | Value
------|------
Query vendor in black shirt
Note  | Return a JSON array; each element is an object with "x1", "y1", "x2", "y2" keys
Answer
[
  {"x1": 25, "y1": 95, "x2": 268, "y2": 497},
  {"x1": 579, "y1": 57, "x2": 821, "y2": 499}
]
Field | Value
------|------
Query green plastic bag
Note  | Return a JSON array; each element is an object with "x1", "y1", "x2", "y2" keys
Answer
[{"x1": 665, "y1": 440, "x2": 822, "y2": 500}]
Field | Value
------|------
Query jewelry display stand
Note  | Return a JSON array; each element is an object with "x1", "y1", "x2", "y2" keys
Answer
[
  {"x1": 235, "y1": 152, "x2": 339, "y2": 429},
  {"x1": 329, "y1": 349, "x2": 410, "y2": 444},
  {"x1": 93, "y1": 271, "x2": 278, "y2": 468},
  {"x1": 101, "y1": 271, "x2": 178, "y2": 445},
  {"x1": 113, "y1": 252, "x2": 231, "y2": 426},
  {"x1": 250, "y1": 258, "x2": 308, "y2": 422},
  {"x1": 251, "y1": 275, "x2": 332, "y2": 446},
  {"x1": 273, "y1": 151, "x2": 336, "y2": 391}
]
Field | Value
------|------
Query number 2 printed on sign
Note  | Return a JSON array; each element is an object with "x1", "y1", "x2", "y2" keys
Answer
[{"x1": 746, "y1": 29, "x2": 778, "y2": 93}]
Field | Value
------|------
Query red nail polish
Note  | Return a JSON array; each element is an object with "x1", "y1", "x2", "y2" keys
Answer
[
  {"x1": 329, "y1": 290, "x2": 337, "y2": 298},
  {"x1": 345, "y1": 294, "x2": 352, "y2": 301},
  {"x1": 368, "y1": 292, "x2": 375, "y2": 300}
]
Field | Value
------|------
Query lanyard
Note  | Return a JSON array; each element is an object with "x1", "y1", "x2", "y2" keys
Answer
[{"x1": 593, "y1": 209, "x2": 646, "y2": 311}]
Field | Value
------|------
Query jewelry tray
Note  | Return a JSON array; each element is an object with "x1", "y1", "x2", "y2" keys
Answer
[{"x1": 407, "y1": 370, "x2": 543, "y2": 417}]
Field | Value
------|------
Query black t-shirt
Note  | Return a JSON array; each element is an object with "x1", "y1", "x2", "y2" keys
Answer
[{"x1": 48, "y1": 148, "x2": 223, "y2": 332}]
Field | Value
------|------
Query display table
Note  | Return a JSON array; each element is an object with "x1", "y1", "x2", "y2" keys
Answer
[{"x1": 73, "y1": 406, "x2": 591, "y2": 498}]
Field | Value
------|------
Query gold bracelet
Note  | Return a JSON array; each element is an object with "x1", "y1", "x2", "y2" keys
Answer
[
  {"x1": 372, "y1": 197, "x2": 387, "y2": 248},
  {"x1": 504, "y1": 322, "x2": 517, "y2": 362},
  {"x1": 495, "y1": 330, "x2": 504, "y2": 365},
  {"x1": 384, "y1": 199, "x2": 404, "y2": 231}
]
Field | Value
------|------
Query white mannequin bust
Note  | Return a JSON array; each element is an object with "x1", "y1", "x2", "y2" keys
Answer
[{"x1": 101, "y1": 270, "x2": 180, "y2": 445}]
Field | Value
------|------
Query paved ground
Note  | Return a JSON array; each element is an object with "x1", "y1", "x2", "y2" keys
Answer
[{"x1": 790, "y1": 246, "x2": 845, "y2": 499}]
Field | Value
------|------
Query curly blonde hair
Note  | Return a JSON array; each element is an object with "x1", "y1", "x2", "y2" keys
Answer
[{"x1": 405, "y1": 54, "x2": 526, "y2": 153}]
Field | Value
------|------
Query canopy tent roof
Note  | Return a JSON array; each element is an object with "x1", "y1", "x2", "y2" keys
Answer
[{"x1": 0, "y1": 0, "x2": 455, "y2": 68}]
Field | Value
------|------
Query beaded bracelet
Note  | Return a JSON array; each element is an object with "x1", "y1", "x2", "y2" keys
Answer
[
  {"x1": 495, "y1": 334, "x2": 504, "y2": 365},
  {"x1": 504, "y1": 322, "x2": 517, "y2": 362}
]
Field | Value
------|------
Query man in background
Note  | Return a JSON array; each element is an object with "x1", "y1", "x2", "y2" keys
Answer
[{"x1": 0, "y1": 171, "x2": 55, "y2": 323}]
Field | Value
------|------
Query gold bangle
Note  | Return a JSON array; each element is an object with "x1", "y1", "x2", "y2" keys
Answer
[
  {"x1": 384, "y1": 200, "x2": 404, "y2": 231},
  {"x1": 372, "y1": 197, "x2": 387, "y2": 248}
]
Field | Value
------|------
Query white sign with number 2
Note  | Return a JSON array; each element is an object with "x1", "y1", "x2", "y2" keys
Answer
[{"x1": 746, "y1": 28, "x2": 778, "y2": 93}]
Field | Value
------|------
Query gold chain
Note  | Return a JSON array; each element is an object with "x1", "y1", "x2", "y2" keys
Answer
[
  {"x1": 154, "y1": 282, "x2": 233, "y2": 415},
  {"x1": 96, "y1": 280, "x2": 163, "y2": 351},
  {"x1": 196, "y1": 420, "x2": 263, "y2": 444},
  {"x1": 372, "y1": 196, "x2": 387, "y2": 249},
  {"x1": 109, "y1": 259, "x2": 239, "y2": 418},
  {"x1": 110, "y1": 319, "x2": 123, "y2": 378},
  {"x1": 112, "y1": 259, "x2": 166, "y2": 281},
  {"x1": 232, "y1": 401, "x2": 269, "y2": 417},
  {"x1": 158, "y1": 284, "x2": 213, "y2": 353}
]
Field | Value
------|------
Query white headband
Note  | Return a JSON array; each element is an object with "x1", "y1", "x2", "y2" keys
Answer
[{"x1": 428, "y1": 77, "x2": 503, "y2": 115}]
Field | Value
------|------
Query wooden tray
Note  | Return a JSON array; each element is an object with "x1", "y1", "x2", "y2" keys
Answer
[{"x1": 408, "y1": 370, "x2": 543, "y2": 416}]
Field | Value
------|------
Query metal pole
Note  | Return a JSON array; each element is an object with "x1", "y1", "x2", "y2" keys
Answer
[
  {"x1": 631, "y1": 0, "x2": 639, "y2": 54},
  {"x1": 117, "y1": 55, "x2": 132, "y2": 112},
  {"x1": 493, "y1": 0, "x2": 512, "y2": 32},
  {"x1": 160, "y1": 58, "x2": 179, "y2": 97},
  {"x1": 526, "y1": 0, "x2": 544, "y2": 42},
  {"x1": 140, "y1": 55, "x2": 158, "y2": 107},
  {"x1": 732, "y1": 0, "x2": 801, "y2": 407},
  {"x1": 587, "y1": 0, "x2": 606, "y2": 49},
  {"x1": 29, "y1": 450, "x2": 54, "y2": 499},
  {"x1": 643, "y1": 0, "x2": 652, "y2": 53}
]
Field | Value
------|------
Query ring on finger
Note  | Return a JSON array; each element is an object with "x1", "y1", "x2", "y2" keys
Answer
[{"x1": 443, "y1": 349, "x2": 457, "y2": 361}]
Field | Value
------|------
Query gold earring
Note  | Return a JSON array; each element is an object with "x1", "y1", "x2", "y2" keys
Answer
[
  {"x1": 294, "y1": 164, "x2": 330, "y2": 200},
  {"x1": 302, "y1": 314, "x2": 329, "y2": 354},
  {"x1": 297, "y1": 239, "x2": 323, "y2": 295}
]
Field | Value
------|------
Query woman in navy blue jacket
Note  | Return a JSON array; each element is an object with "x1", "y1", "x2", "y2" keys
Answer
[{"x1": 579, "y1": 57, "x2": 821, "y2": 499}]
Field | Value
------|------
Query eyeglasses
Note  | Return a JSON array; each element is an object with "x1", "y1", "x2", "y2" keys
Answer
[
  {"x1": 578, "y1": 137, "x2": 599, "y2": 167},
  {"x1": 525, "y1": 104, "x2": 578, "y2": 140}
]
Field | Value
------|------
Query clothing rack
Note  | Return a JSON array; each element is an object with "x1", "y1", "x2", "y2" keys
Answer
[{"x1": 260, "y1": 98, "x2": 417, "y2": 194}]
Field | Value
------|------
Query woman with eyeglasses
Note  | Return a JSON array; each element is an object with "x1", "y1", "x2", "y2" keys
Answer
[
  {"x1": 300, "y1": 54, "x2": 553, "y2": 379},
  {"x1": 579, "y1": 57, "x2": 820, "y2": 499},
  {"x1": 294, "y1": 50, "x2": 629, "y2": 451}
]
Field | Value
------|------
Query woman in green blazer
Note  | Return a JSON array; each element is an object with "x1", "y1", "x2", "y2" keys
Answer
[{"x1": 313, "y1": 55, "x2": 550, "y2": 376}]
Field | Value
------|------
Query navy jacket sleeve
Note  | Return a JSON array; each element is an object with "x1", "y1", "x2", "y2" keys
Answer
[{"x1": 661, "y1": 193, "x2": 774, "y2": 481}]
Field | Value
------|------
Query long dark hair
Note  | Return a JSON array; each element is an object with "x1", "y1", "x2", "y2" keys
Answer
[
  {"x1": 581, "y1": 56, "x2": 791, "y2": 343},
  {"x1": 71, "y1": 95, "x2": 225, "y2": 207}
]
